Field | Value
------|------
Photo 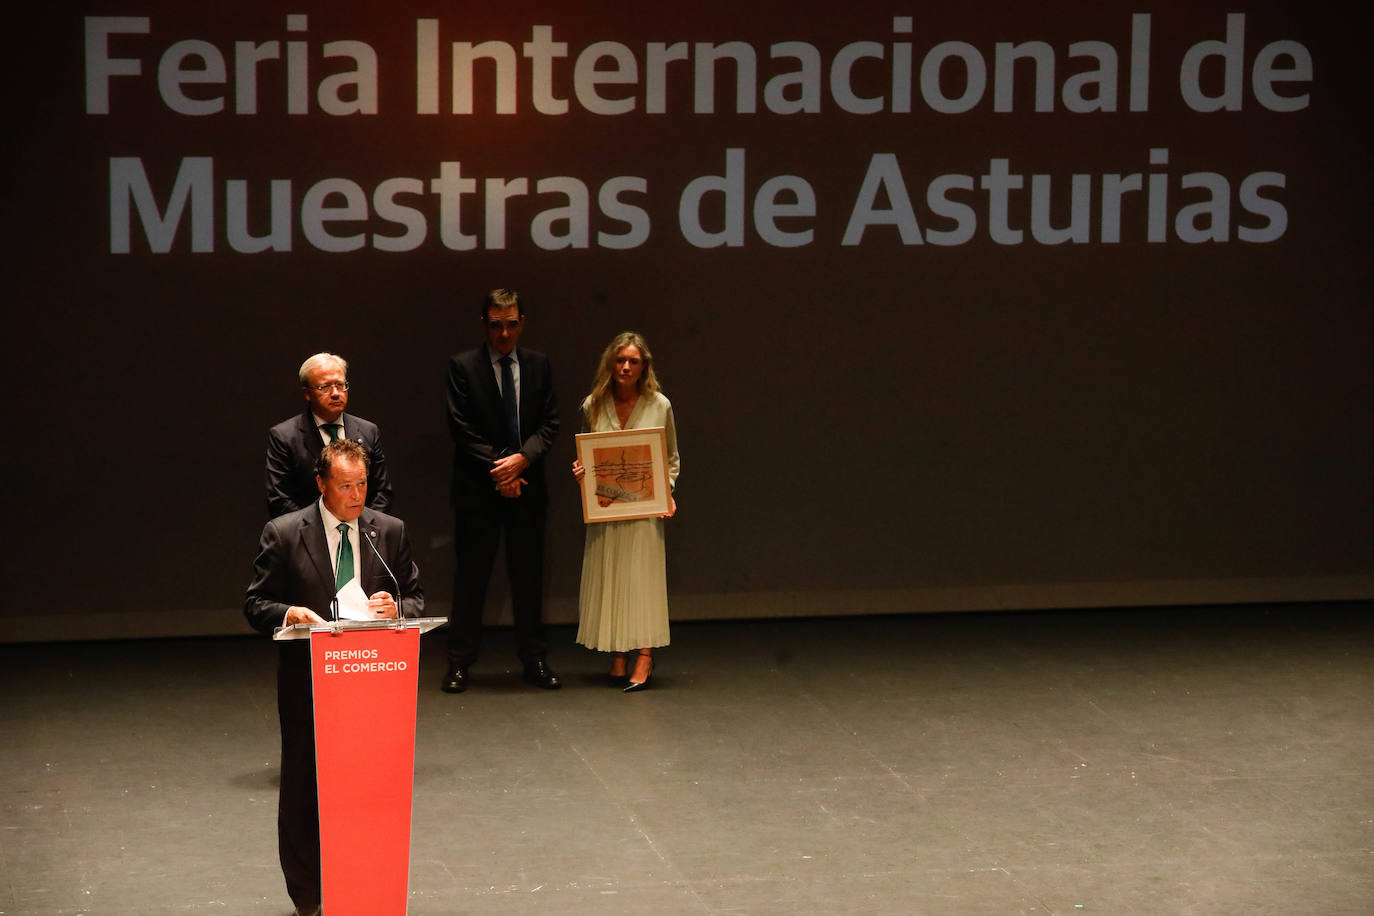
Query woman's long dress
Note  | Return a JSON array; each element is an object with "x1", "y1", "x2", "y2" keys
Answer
[{"x1": 576, "y1": 391, "x2": 680, "y2": 652}]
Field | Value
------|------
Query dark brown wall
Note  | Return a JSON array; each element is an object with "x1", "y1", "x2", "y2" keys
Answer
[{"x1": 5, "y1": 2, "x2": 1370, "y2": 640}]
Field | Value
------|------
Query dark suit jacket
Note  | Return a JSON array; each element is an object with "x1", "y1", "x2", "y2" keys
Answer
[
  {"x1": 445, "y1": 346, "x2": 559, "y2": 510},
  {"x1": 266, "y1": 411, "x2": 393, "y2": 519},
  {"x1": 242, "y1": 503, "x2": 422, "y2": 903},
  {"x1": 244, "y1": 504, "x2": 423, "y2": 634}
]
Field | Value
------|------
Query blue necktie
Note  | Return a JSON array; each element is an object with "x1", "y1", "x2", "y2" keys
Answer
[{"x1": 500, "y1": 356, "x2": 520, "y2": 451}]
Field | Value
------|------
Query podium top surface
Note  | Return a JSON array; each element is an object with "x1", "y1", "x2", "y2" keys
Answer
[{"x1": 272, "y1": 616, "x2": 448, "y2": 641}]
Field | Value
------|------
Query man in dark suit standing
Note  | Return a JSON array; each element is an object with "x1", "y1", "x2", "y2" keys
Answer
[
  {"x1": 266, "y1": 352, "x2": 393, "y2": 518},
  {"x1": 245, "y1": 438, "x2": 423, "y2": 916},
  {"x1": 443, "y1": 288, "x2": 560, "y2": 692}
]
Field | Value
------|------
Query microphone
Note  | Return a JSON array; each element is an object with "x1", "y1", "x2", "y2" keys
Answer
[{"x1": 363, "y1": 526, "x2": 403, "y2": 619}]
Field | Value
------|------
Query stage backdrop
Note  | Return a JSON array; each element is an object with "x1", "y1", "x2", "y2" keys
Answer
[{"x1": 4, "y1": 1, "x2": 1370, "y2": 641}]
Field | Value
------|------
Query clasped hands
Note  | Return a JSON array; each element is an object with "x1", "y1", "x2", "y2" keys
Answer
[{"x1": 491, "y1": 452, "x2": 530, "y2": 498}]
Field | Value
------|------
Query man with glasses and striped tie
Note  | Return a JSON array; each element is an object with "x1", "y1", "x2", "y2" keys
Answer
[
  {"x1": 266, "y1": 352, "x2": 393, "y2": 518},
  {"x1": 443, "y1": 289, "x2": 562, "y2": 693}
]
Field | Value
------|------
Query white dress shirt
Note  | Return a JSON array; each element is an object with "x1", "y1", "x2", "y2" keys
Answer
[{"x1": 318, "y1": 499, "x2": 360, "y2": 587}]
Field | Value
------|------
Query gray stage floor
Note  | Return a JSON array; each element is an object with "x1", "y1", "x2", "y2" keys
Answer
[{"x1": 2, "y1": 603, "x2": 1371, "y2": 914}]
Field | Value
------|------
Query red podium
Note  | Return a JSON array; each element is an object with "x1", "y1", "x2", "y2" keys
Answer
[{"x1": 276, "y1": 617, "x2": 446, "y2": 915}]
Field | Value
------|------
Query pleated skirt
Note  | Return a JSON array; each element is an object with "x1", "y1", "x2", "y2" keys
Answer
[{"x1": 576, "y1": 517, "x2": 671, "y2": 651}]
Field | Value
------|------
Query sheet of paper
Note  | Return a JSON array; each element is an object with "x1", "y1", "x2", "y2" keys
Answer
[{"x1": 335, "y1": 579, "x2": 372, "y2": 620}]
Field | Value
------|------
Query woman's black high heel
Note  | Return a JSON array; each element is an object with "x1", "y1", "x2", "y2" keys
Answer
[
  {"x1": 608, "y1": 651, "x2": 629, "y2": 687},
  {"x1": 623, "y1": 651, "x2": 654, "y2": 692}
]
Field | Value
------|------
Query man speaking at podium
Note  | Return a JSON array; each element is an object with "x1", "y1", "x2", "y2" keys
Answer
[{"x1": 245, "y1": 438, "x2": 423, "y2": 915}]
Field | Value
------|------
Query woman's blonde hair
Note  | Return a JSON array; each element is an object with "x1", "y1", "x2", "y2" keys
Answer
[{"x1": 586, "y1": 331, "x2": 660, "y2": 409}]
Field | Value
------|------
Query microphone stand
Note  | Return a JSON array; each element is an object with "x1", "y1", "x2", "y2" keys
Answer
[{"x1": 363, "y1": 526, "x2": 403, "y2": 624}]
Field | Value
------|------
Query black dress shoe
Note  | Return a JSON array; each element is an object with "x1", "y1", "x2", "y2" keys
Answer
[
  {"x1": 441, "y1": 663, "x2": 468, "y2": 693},
  {"x1": 522, "y1": 660, "x2": 562, "y2": 689}
]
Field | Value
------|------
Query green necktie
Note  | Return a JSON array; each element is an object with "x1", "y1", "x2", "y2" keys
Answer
[
  {"x1": 322, "y1": 423, "x2": 341, "y2": 441},
  {"x1": 335, "y1": 523, "x2": 354, "y2": 590}
]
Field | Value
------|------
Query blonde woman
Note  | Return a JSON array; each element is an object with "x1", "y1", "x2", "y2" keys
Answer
[{"x1": 571, "y1": 332, "x2": 680, "y2": 691}]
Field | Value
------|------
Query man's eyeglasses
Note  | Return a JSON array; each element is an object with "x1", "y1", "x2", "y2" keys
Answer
[{"x1": 305, "y1": 382, "x2": 349, "y2": 392}]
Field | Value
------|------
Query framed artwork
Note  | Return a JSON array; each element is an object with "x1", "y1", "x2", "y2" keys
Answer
[{"x1": 575, "y1": 426, "x2": 671, "y2": 523}]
